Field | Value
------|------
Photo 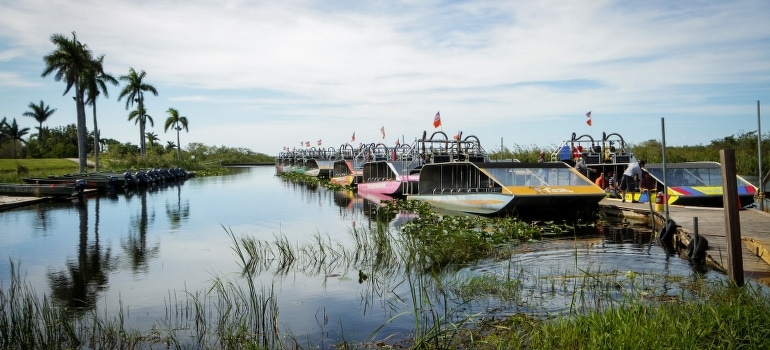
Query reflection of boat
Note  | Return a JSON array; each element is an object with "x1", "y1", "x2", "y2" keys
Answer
[
  {"x1": 356, "y1": 190, "x2": 418, "y2": 226},
  {"x1": 356, "y1": 190, "x2": 396, "y2": 207},
  {"x1": 408, "y1": 161, "x2": 605, "y2": 216},
  {"x1": 0, "y1": 181, "x2": 86, "y2": 197},
  {"x1": 644, "y1": 161, "x2": 756, "y2": 207}
]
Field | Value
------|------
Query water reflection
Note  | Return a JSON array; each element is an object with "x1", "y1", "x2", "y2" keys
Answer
[
  {"x1": 165, "y1": 184, "x2": 190, "y2": 229},
  {"x1": 47, "y1": 198, "x2": 114, "y2": 312},
  {"x1": 122, "y1": 188, "x2": 160, "y2": 274},
  {"x1": 1, "y1": 166, "x2": 753, "y2": 347}
]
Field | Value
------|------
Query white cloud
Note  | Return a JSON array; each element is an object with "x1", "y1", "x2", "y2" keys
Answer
[{"x1": 0, "y1": 0, "x2": 768, "y2": 153}]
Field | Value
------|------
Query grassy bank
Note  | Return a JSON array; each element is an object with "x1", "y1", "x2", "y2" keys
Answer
[
  {"x1": 0, "y1": 158, "x2": 228, "y2": 183},
  {"x1": 0, "y1": 159, "x2": 79, "y2": 183}
]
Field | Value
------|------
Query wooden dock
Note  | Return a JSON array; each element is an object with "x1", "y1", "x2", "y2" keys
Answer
[
  {"x1": 601, "y1": 198, "x2": 770, "y2": 286},
  {"x1": 0, "y1": 189, "x2": 98, "y2": 212},
  {"x1": 0, "y1": 195, "x2": 49, "y2": 211}
]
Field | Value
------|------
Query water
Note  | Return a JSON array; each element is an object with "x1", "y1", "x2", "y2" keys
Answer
[{"x1": 0, "y1": 166, "x2": 737, "y2": 345}]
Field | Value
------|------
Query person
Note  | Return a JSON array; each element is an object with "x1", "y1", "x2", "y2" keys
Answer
[
  {"x1": 621, "y1": 160, "x2": 645, "y2": 203},
  {"x1": 606, "y1": 171, "x2": 619, "y2": 197},
  {"x1": 575, "y1": 153, "x2": 596, "y2": 178},
  {"x1": 537, "y1": 150, "x2": 546, "y2": 163},
  {"x1": 594, "y1": 172, "x2": 607, "y2": 188}
]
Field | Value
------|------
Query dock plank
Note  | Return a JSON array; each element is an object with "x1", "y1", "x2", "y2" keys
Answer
[{"x1": 601, "y1": 198, "x2": 770, "y2": 285}]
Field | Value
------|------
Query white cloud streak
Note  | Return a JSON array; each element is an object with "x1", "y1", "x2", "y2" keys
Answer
[{"x1": 0, "y1": 0, "x2": 768, "y2": 151}]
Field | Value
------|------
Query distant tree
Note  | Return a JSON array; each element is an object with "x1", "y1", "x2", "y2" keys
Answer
[
  {"x1": 164, "y1": 108, "x2": 189, "y2": 160},
  {"x1": 145, "y1": 132, "x2": 159, "y2": 147},
  {"x1": 41, "y1": 31, "x2": 99, "y2": 173},
  {"x1": 0, "y1": 116, "x2": 8, "y2": 148},
  {"x1": 165, "y1": 141, "x2": 177, "y2": 152},
  {"x1": 24, "y1": 124, "x2": 80, "y2": 158},
  {"x1": 5, "y1": 118, "x2": 30, "y2": 158},
  {"x1": 118, "y1": 68, "x2": 158, "y2": 157},
  {"x1": 22, "y1": 100, "x2": 56, "y2": 141},
  {"x1": 128, "y1": 105, "x2": 154, "y2": 149},
  {"x1": 83, "y1": 54, "x2": 118, "y2": 171}
]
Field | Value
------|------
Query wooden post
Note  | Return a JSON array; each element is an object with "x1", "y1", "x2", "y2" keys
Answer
[{"x1": 720, "y1": 149, "x2": 744, "y2": 286}]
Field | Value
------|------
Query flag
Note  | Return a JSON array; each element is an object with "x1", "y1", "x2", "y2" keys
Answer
[
  {"x1": 433, "y1": 111, "x2": 441, "y2": 128},
  {"x1": 351, "y1": 132, "x2": 355, "y2": 142},
  {"x1": 395, "y1": 139, "x2": 400, "y2": 146},
  {"x1": 586, "y1": 111, "x2": 592, "y2": 126},
  {"x1": 453, "y1": 133, "x2": 460, "y2": 140},
  {"x1": 317, "y1": 139, "x2": 322, "y2": 146},
  {"x1": 380, "y1": 126, "x2": 385, "y2": 139},
  {"x1": 305, "y1": 141, "x2": 310, "y2": 147}
]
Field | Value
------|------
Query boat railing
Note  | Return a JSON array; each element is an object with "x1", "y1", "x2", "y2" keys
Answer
[
  {"x1": 551, "y1": 131, "x2": 634, "y2": 164},
  {"x1": 431, "y1": 187, "x2": 495, "y2": 194}
]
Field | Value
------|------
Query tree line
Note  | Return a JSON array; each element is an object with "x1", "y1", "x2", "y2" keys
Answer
[
  {"x1": 0, "y1": 32, "x2": 189, "y2": 172},
  {"x1": 489, "y1": 130, "x2": 769, "y2": 176}
]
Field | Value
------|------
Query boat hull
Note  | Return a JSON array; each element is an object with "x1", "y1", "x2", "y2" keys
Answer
[
  {"x1": 408, "y1": 161, "x2": 605, "y2": 216},
  {"x1": 0, "y1": 183, "x2": 82, "y2": 197}
]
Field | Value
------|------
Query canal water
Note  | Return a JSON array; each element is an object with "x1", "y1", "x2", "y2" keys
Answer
[{"x1": 0, "y1": 166, "x2": 733, "y2": 345}]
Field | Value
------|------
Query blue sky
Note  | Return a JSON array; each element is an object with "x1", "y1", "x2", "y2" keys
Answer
[{"x1": 1, "y1": 0, "x2": 768, "y2": 155}]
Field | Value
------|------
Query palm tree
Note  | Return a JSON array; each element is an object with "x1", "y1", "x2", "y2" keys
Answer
[
  {"x1": 165, "y1": 141, "x2": 177, "y2": 152},
  {"x1": 0, "y1": 116, "x2": 8, "y2": 147},
  {"x1": 118, "y1": 68, "x2": 158, "y2": 157},
  {"x1": 164, "y1": 108, "x2": 189, "y2": 160},
  {"x1": 41, "y1": 31, "x2": 97, "y2": 173},
  {"x1": 6, "y1": 118, "x2": 30, "y2": 158},
  {"x1": 145, "y1": 132, "x2": 159, "y2": 148},
  {"x1": 128, "y1": 105, "x2": 153, "y2": 131},
  {"x1": 83, "y1": 54, "x2": 118, "y2": 172},
  {"x1": 22, "y1": 101, "x2": 56, "y2": 141}
]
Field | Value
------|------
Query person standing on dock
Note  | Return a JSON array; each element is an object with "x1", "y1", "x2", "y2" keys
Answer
[
  {"x1": 621, "y1": 160, "x2": 645, "y2": 203},
  {"x1": 575, "y1": 153, "x2": 596, "y2": 178}
]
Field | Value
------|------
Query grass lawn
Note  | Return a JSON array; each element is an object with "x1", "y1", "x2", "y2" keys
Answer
[{"x1": 0, "y1": 159, "x2": 80, "y2": 183}]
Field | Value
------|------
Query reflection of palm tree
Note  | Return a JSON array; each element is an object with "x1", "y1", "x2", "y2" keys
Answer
[
  {"x1": 47, "y1": 198, "x2": 113, "y2": 312},
  {"x1": 165, "y1": 184, "x2": 190, "y2": 229},
  {"x1": 121, "y1": 188, "x2": 159, "y2": 273}
]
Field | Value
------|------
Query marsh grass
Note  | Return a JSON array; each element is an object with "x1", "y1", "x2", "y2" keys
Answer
[
  {"x1": 3, "y1": 193, "x2": 770, "y2": 348},
  {"x1": 455, "y1": 278, "x2": 770, "y2": 349}
]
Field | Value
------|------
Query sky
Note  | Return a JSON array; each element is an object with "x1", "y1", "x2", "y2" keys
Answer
[{"x1": 1, "y1": 0, "x2": 769, "y2": 156}]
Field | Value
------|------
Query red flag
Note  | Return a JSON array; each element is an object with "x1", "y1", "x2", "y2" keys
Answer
[
  {"x1": 453, "y1": 133, "x2": 460, "y2": 140},
  {"x1": 395, "y1": 139, "x2": 400, "y2": 146},
  {"x1": 305, "y1": 141, "x2": 310, "y2": 147},
  {"x1": 433, "y1": 111, "x2": 441, "y2": 128},
  {"x1": 586, "y1": 111, "x2": 592, "y2": 126},
  {"x1": 317, "y1": 139, "x2": 322, "y2": 146},
  {"x1": 380, "y1": 126, "x2": 386, "y2": 139},
  {"x1": 351, "y1": 132, "x2": 355, "y2": 142}
]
